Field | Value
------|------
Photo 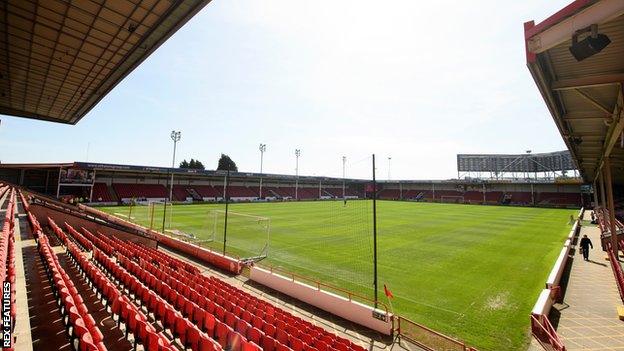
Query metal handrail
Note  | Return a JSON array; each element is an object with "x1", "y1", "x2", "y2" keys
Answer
[
  {"x1": 531, "y1": 314, "x2": 566, "y2": 351},
  {"x1": 397, "y1": 316, "x2": 473, "y2": 351}
]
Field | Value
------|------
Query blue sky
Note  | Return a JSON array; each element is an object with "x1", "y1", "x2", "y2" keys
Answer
[{"x1": 1, "y1": 0, "x2": 573, "y2": 180}]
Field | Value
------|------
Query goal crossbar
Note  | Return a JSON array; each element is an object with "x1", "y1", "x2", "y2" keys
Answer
[
  {"x1": 210, "y1": 210, "x2": 270, "y2": 221},
  {"x1": 210, "y1": 210, "x2": 271, "y2": 260}
]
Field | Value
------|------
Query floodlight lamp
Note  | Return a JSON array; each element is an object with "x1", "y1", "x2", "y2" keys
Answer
[{"x1": 569, "y1": 24, "x2": 611, "y2": 62}]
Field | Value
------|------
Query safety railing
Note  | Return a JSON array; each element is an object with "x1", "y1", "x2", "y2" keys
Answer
[
  {"x1": 397, "y1": 316, "x2": 476, "y2": 351},
  {"x1": 607, "y1": 247, "x2": 624, "y2": 303},
  {"x1": 530, "y1": 314, "x2": 566, "y2": 351}
]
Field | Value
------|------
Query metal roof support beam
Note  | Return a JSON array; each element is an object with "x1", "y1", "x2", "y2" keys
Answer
[
  {"x1": 574, "y1": 89, "x2": 613, "y2": 115},
  {"x1": 563, "y1": 112, "x2": 611, "y2": 120},
  {"x1": 599, "y1": 170, "x2": 607, "y2": 209},
  {"x1": 526, "y1": 0, "x2": 624, "y2": 54},
  {"x1": 552, "y1": 73, "x2": 624, "y2": 91},
  {"x1": 604, "y1": 157, "x2": 618, "y2": 257},
  {"x1": 594, "y1": 84, "x2": 624, "y2": 181}
]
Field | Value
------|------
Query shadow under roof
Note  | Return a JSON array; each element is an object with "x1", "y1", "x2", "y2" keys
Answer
[
  {"x1": 524, "y1": 0, "x2": 624, "y2": 183},
  {"x1": 0, "y1": 0, "x2": 211, "y2": 124}
]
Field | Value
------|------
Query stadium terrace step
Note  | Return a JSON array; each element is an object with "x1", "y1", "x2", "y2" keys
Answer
[{"x1": 23, "y1": 243, "x2": 71, "y2": 351}]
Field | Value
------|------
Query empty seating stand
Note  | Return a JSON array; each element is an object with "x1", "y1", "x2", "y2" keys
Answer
[
  {"x1": 92, "y1": 183, "x2": 114, "y2": 202},
  {"x1": 112, "y1": 184, "x2": 168, "y2": 200},
  {"x1": 30, "y1": 217, "x2": 107, "y2": 351},
  {"x1": 20, "y1": 190, "x2": 367, "y2": 351},
  {"x1": 537, "y1": 192, "x2": 581, "y2": 207}
]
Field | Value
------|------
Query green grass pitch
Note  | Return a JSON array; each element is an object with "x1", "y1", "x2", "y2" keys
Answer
[{"x1": 99, "y1": 200, "x2": 577, "y2": 350}]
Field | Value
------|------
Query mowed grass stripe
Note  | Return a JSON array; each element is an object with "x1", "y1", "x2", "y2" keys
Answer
[{"x1": 99, "y1": 200, "x2": 576, "y2": 350}]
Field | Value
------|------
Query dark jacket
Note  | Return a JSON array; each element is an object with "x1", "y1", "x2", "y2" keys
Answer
[{"x1": 580, "y1": 237, "x2": 593, "y2": 249}]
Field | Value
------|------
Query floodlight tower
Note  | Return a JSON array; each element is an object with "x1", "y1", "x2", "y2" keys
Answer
[
  {"x1": 295, "y1": 149, "x2": 301, "y2": 200},
  {"x1": 388, "y1": 156, "x2": 392, "y2": 180},
  {"x1": 259, "y1": 143, "x2": 267, "y2": 198},
  {"x1": 162, "y1": 130, "x2": 180, "y2": 233},
  {"x1": 342, "y1": 156, "x2": 346, "y2": 199},
  {"x1": 169, "y1": 131, "x2": 181, "y2": 201}
]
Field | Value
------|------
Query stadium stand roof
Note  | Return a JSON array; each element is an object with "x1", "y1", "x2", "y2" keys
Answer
[
  {"x1": 0, "y1": 161, "x2": 374, "y2": 183},
  {"x1": 0, "y1": 161, "x2": 581, "y2": 185},
  {"x1": 457, "y1": 150, "x2": 575, "y2": 173},
  {"x1": 524, "y1": 0, "x2": 624, "y2": 183},
  {"x1": 0, "y1": 0, "x2": 211, "y2": 124}
]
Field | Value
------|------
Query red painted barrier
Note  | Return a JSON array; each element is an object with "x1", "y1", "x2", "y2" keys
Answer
[
  {"x1": 531, "y1": 314, "x2": 566, "y2": 351},
  {"x1": 607, "y1": 247, "x2": 624, "y2": 304},
  {"x1": 155, "y1": 234, "x2": 242, "y2": 274}
]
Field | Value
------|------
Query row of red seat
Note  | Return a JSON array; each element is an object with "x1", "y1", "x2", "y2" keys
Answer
[
  {"x1": 48, "y1": 217, "x2": 364, "y2": 351},
  {"x1": 1, "y1": 188, "x2": 17, "y2": 350},
  {"x1": 92, "y1": 229, "x2": 200, "y2": 276},
  {"x1": 87, "y1": 230, "x2": 292, "y2": 351},
  {"x1": 94, "y1": 249, "x2": 226, "y2": 351},
  {"x1": 92, "y1": 183, "x2": 115, "y2": 202},
  {"x1": 113, "y1": 184, "x2": 169, "y2": 199},
  {"x1": 34, "y1": 218, "x2": 106, "y2": 351},
  {"x1": 64, "y1": 222, "x2": 94, "y2": 251},
  {"x1": 108, "y1": 234, "x2": 200, "y2": 275},
  {"x1": 64, "y1": 231, "x2": 178, "y2": 351},
  {"x1": 123, "y1": 242, "x2": 363, "y2": 351},
  {"x1": 50, "y1": 217, "x2": 178, "y2": 351},
  {"x1": 107, "y1": 184, "x2": 363, "y2": 201}
]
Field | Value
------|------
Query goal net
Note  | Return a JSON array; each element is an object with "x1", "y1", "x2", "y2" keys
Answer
[
  {"x1": 440, "y1": 196, "x2": 464, "y2": 204},
  {"x1": 208, "y1": 210, "x2": 271, "y2": 261}
]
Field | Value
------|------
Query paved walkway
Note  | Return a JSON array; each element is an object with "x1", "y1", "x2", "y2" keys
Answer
[{"x1": 552, "y1": 211, "x2": 624, "y2": 350}]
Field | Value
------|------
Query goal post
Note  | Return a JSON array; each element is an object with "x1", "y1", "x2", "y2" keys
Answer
[
  {"x1": 146, "y1": 200, "x2": 174, "y2": 231},
  {"x1": 440, "y1": 196, "x2": 464, "y2": 204},
  {"x1": 208, "y1": 209, "x2": 271, "y2": 260}
]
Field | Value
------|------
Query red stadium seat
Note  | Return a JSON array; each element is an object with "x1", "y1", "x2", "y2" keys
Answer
[
  {"x1": 276, "y1": 329, "x2": 290, "y2": 345},
  {"x1": 203, "y1": 312, "x2": 217, "y2": 336},
  {"x1": 247, "y1": 326, "x2": 264, "y2": 345},
  {"x1": 264, "y1": 322, "x2": 277, "y2": 338},
  {"x1": 262, "y1": 335, "x2": 278, "y2": 351},
  {"x1": 215, "y1": 321, "x2": 232, "y2": 348},
  {"x1": 186, "y1": 323, "x2": 201, "y2": 350},
  {"x1": 199, "y1": 333, "x2": 219, "y2": 351},
  {"x1": 228, "y1": 331, "x2": 247, "y2": 351}
]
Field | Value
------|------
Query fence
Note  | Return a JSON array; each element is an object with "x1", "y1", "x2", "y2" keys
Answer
[
  {"x1": 530, "y1": 314, "x2": 566, "y2": 351},
  {"x1": 397, "y1": 316, "x2": 475, "y2": 351},
  {"x1": 607, "y1": 247, "x2": 624, "y2": 303}
]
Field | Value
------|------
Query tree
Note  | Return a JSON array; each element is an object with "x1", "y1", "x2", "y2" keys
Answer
[
  {"x1": 179, "y1": 159, "x2": 205, "y2": 170},
  {"x1": 217, "y1": 154, "x2": 238, "y2": 172}
]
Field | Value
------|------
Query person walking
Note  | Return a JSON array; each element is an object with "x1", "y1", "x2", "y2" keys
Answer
[{"x1": 580, "y1": 234, "x2": 593, "y2": 261}]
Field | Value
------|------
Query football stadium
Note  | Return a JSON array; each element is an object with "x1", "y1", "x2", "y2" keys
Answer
[{"x1": 0, "y1": 1, "x2": 622, "y2": 351}]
